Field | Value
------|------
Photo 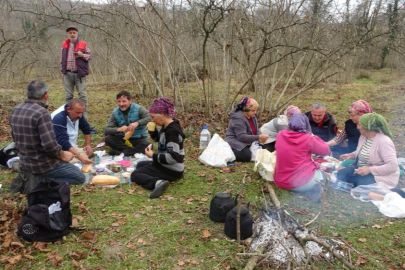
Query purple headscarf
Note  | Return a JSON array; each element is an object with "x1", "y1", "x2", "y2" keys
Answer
[
  {"x1": 284, "y1": 105, "x2": 301, "y2": 119},
  {"x1": 149, "y1": 97, "x2": 176, "y2": 118},
  {"x1": 288, "y1": 113, "x2": 312, "y2": 133}
]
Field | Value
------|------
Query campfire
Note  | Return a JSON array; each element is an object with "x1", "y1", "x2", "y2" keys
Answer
[{"x1": 243, "y1": 184, "x2": 355, "y2": 270}]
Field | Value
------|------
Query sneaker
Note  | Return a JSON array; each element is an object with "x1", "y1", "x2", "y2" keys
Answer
[{"x1": 150, "y1": 180, "x2": 169, "y2": 199}]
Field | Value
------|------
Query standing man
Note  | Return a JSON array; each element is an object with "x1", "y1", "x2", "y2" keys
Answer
[
  {"x1": 304, "y1": 101, "x2": 337, "y2": 142},
  {"x1": 61, "y1": 26, "x2": 92, "y2": 109},
  {"x1": 104, "y1": 90, "x2": 151, "y2": 156},
  {"x1": 9, "y1": 79, "x2": 85, "y2": 190},
  {"x1": 51, "y1": 99, "x2": 94, "y2": 164}
]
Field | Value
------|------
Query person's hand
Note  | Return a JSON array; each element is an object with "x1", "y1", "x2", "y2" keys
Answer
[
  {"x1": 129, "y1": 122, "x2": 139, "y2": 132},
  {"x1": 83, "y1": 145, "x2": 93, "y2": 157},
  {"x1": 145, "y1": 145, "x2": 153, "y2": 158},
  {"x1": 75, "y1": 51, "x2": 84, "y2": 58},
  {"x1": 354, "y1": 166, "x2": 371, "y2": 176},
  {"x1": 61, "y1": 151, "x2": 74, "y2": 162},
  {"x1": 117, "y1": 125, "x2": 129, "y2": 133},
  {"x1": 258, "y1": 134, "x2": 269, "y2": 144},
  {"x1": 340, "y1": 153, "x2": 355, "y2": 161},
  {"x1": 78, "y1": 153, "x2": 93, "y2": 165}
]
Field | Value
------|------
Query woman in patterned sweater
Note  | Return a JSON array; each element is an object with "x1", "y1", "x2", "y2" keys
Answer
[{"x1": 131, "y1": 98, "x2": 185, "y2": 199}]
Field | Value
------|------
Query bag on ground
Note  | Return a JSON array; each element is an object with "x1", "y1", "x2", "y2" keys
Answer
[
  {"x1": 254, "y1": 149, "x2": 276, "y2": 181},
  {"x1": 199, "y1": 134, "x2": 235, "y2": 167},
  {"x1": 17, "y1": 180, "x2": 72, "y2": 242},
  {"x1": 249, "y1": 141, "x2": 262, "y2": 161},
  {"x1": 0, "y1": 142, "x2": 18, "y2": 168}
]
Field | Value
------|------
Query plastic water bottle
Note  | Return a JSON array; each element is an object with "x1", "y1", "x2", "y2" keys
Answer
[{"x1": 199, "y1": 125, "x2": 211, "y2": 149}]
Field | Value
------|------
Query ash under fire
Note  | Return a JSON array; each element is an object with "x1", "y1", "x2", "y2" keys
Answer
[{"x1": 250, "y1": 210, "x2": 344, "y2": 266}]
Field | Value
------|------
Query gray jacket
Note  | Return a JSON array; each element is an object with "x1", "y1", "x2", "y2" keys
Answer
[{"x1": 225, "y1": 109, "x2": 260, "y2": 151}]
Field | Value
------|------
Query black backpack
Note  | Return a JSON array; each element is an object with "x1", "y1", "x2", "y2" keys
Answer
[{"x1": 17, "y1": 180, "x2": 72, "y2": 242}]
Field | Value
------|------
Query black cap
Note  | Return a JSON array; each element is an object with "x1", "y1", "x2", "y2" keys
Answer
[{"x1": 66, "y1": 26, "x2": 78, "y2": 32}]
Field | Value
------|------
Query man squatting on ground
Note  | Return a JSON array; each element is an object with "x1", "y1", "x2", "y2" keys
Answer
[
  {"x1": 61, "y1": 26, "x2": 92, "y2": 108},
  {"x1": 104, "y1": 90, "x2": 151, "y2": 156},
  {"x1": 9, "y1": 79, "x2": 85, "y2": 187},
  {"x1": 51, "y1": 99, "x2": 94, "y2": 164}
]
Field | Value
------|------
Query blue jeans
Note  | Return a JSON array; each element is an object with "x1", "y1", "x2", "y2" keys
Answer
[{"x1": 38, "y1": 162, "x2": 85, "y2": 185}]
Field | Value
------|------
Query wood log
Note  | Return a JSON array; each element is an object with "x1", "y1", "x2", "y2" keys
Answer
[{"x1": 244, "y1": 245, "x2": 265, "y2": 270}]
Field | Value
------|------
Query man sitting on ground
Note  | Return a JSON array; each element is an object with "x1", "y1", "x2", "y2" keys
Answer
[
  {"x1": 104, "y1": 90, "x2": 151, "y2": 156},
  {"x1": 304, "y1": 101, "x2": 337, "y2": 142},
  {"x1": 9, "y1": 79, "x2": 85, "y2": 192},
  {"x1": 51, "y1": 99, "x2": 93, "y2": 164}
]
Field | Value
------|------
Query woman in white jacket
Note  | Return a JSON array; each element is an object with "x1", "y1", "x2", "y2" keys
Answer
[{"x1": 261, "y1": 105, "x2": 301, "y2": 152}]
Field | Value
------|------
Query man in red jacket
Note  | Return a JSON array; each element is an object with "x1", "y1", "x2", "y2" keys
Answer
[{"x1": 60, "y1": 26, "x2": 92, "y2": 109}]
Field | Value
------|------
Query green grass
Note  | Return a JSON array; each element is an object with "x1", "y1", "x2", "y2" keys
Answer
[{"x1": 1, "y1": 69, "x2": 405, "y2": 269}]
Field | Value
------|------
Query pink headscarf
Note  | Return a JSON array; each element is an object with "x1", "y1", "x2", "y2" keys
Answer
[
  {"x1": 284, "y1": 105, "x2": 301, "y2": 118},
  {"x1": 149, "y1": 97, "x2": 176, "y2": 118},
  {"x1": 349, "y1": 100, "x2": 373, "y2": 115}
]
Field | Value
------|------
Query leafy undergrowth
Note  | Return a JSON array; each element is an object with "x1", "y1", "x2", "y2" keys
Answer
[{"x1": 1, "y1": 69, "x2": 405, "y2": 269}]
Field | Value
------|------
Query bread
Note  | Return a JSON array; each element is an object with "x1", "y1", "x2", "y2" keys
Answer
[
  {"x1": 82, "y1": 164, "x2": 92, "y2": 173},
  {"x1": 92, "y1": 175, "x2": 120, "y2": 185},
  {"x1": 123, "y1": 129, "x2": 134, "y2": 140}
]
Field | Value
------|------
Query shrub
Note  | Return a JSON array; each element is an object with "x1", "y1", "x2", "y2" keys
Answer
[{"x1": 356, "y1": 70, "x2": 372, "y2": 79}]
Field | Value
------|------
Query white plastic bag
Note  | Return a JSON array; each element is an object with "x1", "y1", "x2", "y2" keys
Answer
[
  {"x1": 254, "y1": 149, "x2": 276, "y2": 181},
  {"x1": 198, "y1": 134, "x2": 236, "y2": 167},
  {"x1": 350, "y1": 182, "x2": 392, "y2": 202},
  {"x1": 249, "y1": 141, "x2": 262, "y2": 161},
  {"x1": 373, "y1": 192, "x2": 405, "y2": 218}
]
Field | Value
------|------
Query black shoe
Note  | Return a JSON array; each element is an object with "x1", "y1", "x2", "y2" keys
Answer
[
  {"x1": 150, "y1": 180, "x2": 169, "y2": 199},
  {"x1": 109, "y1": 149, "x2": 122, "y2": 156},
  {"x1": 10, "y1": 174, "x2": 24, "y2": 194}
]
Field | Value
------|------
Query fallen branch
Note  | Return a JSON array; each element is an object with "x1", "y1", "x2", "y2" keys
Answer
[
  {"x1": 318, "y1": 174, "x2": 330, "y2": 234},
  {"x1": 237, "y1": 173, "x2": 246, "y2": 245},
  {"x1": 244, "y1": 245, "x2": 265, "y2": 270},
  {"x1": 303, "y1": 211, "x2": 321, "y2": 228}
]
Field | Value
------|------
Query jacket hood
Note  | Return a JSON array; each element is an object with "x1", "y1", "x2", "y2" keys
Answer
[
  {"x1": 165, "y1": 120, "x2": 186, "y2": 139},
  {"x1": 279, "y1": 130, "x2": 309, "y2": 145}
]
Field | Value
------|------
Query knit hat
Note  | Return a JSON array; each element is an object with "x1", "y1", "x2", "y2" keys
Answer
[
  {"x1": 359, "y1": 113, "x2": 393, "y2": 138},
  {"x1": 284, "y1": 105, "x2": 301, "y2": 119},
  {"x1": 149, "y1": 97, "x2": 176, "y2": 118},
  {"x1": 235, "y1": 97, "x2": 259, "y2": 112},
  {"x1": 288, "y1": 113, "x2": 312, "y2": 133},
  {"x1": 349, "y1": 100, "x2": 373, "y2": 115}
]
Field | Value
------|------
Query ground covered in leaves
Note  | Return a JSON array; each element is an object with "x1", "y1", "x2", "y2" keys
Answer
[{"x1": 1, "y1": 69, "x2": 405, "y2": 269}]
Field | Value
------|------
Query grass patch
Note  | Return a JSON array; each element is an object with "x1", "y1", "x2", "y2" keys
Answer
[{"x1": 1, "y1": 69, "x2": 405, "y2": 269}]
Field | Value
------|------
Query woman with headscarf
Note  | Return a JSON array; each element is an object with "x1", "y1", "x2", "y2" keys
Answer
[
  {"x1": 337, "y1": 113, "x2": 399, "y2": 189},
  {"x1": 274, "y1": 114, "x2": 330, "y2": 202},
  {"x1": 260, "y1": 105, "x2": 301, "y2": 152},
  {"x1": 130, "y1": 97, "x2": 185, "y2": 199},
  {"x1": 225, "y1": 97, "x2": 269, "y2": 162},
  {"x1": 327, "y1": 100, "x2": 373, "y2": 158}
]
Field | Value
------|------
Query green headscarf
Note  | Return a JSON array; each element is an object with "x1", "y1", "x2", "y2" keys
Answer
[{"x1": 359, "y1": 113, "x2": 393, "y2": 138}]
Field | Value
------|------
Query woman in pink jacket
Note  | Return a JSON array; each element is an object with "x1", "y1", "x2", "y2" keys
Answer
[
  {"x1": 274, "y1": 114, "x2": 330, "y2": 202},
  {"x1": 338, "y1": 113, "x2": 399, "y2": 189}
]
